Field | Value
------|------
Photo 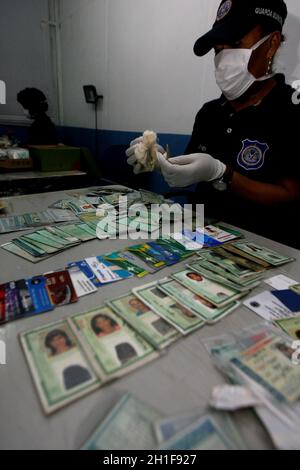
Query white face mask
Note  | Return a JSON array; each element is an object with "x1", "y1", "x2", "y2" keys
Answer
[{"x1": 214, "y1": 34, "x2": 274, "y2": 101}]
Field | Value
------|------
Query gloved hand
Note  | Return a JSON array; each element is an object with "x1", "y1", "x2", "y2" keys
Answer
[
  {"x1": 126, "y1": 134, "x2": 166, "y2": 175},
  {"x1": 157, "y1": 153, "x2": 226, "y2": 188}
]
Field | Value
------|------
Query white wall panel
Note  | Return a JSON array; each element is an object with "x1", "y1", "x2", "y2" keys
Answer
[
  {"x1": 59, "y1": 0, "x2": 300, "y2": 134},
  {"x1": 0, "y1": 0, "x2": 57, "y2": 123}
]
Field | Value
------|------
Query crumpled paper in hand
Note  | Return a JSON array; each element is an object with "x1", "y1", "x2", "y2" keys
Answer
[{"x1": 134, "y1": 130, "x2": 160, "y2": 172}]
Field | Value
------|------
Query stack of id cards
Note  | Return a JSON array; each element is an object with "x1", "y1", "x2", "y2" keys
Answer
[
  {"x1": 205, "y1": 324, "x2": 300, "y2": 449},
  {"x1": 17, "y1": 237, "x2": 296, "y2": 415},
  {"x1": 20, "y1": 308, "x2": 159, "y2": 414},
  {"x1": 0, "y1": 209, "x2": 78, "y2": 234},
  {"x1": 1, "y1": 223, "x2": 95, "y2": 263}
]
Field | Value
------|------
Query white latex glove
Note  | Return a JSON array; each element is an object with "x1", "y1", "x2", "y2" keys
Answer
[
  {"x1": 157, "y1": 153, "x2": 226, "y2": 188},
  {"x1": 126, "y1": 133, "x2": 166, "y2": 174}
]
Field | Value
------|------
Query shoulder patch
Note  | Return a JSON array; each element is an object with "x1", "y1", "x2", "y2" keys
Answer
[{"x1": 237, "y1": 139, "x2": 269, "y2": 171}]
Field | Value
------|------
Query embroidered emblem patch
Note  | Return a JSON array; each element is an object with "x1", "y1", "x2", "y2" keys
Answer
[
  {"x1": 237, "y1": 139, "x2": 269, "y2": 171},
  {"x1": 216, "y1": 0, "x2": 232, "y2": 21}
]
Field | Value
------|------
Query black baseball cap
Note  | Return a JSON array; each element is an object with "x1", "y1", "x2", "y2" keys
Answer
[{"x1": 194, "y1": 0, "x2": 288, "y2": 57}]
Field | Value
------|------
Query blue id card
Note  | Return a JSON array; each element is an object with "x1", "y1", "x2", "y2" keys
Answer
[{"x1": 27, "y1": 276, "x2": 54, "y2": 314}]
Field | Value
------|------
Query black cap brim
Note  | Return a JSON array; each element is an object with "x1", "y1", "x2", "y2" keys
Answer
[{"x1": 194, "y1": 16, "x2": 258, "y2": 56}]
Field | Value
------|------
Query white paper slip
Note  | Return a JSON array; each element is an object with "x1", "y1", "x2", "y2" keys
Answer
[
  {"x1": 210, "y1": 385, "x2": 262, "y2": 411},
  {"x1": 265, "y1": 275, "x2": 298, "y2": 291},
  {"x1": 243, "y1": 291, "x2": 292, "y2": 321},
  {"x1": 68, "y1": 266, "x2": 98, "y2": 297}
]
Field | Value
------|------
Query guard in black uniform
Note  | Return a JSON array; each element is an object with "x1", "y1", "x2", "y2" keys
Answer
[
  {"x1": 184, "y1": 72, "x2": 300, "y2": 248},
  {"x1": 127, "y1": 0, "x2": 300, "y2": 249},
  {"x1": 17, "y1": 88, "x2": 58, "y2": 145}
]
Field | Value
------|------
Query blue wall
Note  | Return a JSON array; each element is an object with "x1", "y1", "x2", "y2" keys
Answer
[
  {"x1": 60, "y1": 126, "x2": 191, "y2": 193},
  {"x1": 0, "y1": 124, "x2": 30, "y2": 145},
  {"x1": 0, "y1": 123, "x2": 192, "y2": 196}
]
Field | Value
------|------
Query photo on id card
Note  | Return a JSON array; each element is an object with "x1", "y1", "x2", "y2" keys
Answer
[
  {"x1": 158, "y1": 279, "x2": 239, "y2": 324},
  {"x1": 108, "y1": 293, "x2": 179, "y2": 349},
  {"x1": 171, "y1": 269, "x2": 238, "y2": 307},
  {"x1": 70, "y1": 306, "x2": 158, "y2": 379},
  {"x1": 19, "y1": 320, "x2": 100, "y2": 414},
  {"x1": 133, "y1": 282, "x2": 204, "y2": 335}
]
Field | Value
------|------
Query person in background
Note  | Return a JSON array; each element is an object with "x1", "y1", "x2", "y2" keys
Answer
[
  {"x1": 127, "y1": 0, "x2": 300, "y2": 249},
  {"x1": 17, "y1": 88, "x2": 58, "y2": 145}
]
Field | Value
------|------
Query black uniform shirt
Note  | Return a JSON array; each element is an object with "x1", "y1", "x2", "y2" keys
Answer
[{"x1": 185, "y1": 74, "x2": 300, "y2": 248}]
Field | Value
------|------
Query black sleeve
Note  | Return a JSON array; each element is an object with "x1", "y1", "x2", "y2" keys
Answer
[
  {"x1": 184, "y1": 104, "x2": 209, "y2": 155},
  {"x1": 279, "y1": 105, "x2": 300, "y2": 180}
]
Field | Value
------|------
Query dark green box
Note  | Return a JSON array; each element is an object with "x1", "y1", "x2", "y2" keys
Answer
[{"x1": 28, "y1": 145, "x2": 81, "y2": 172}]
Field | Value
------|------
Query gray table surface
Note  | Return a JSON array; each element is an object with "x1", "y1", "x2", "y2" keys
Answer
[
  {"x1": 0, "y1": 187, "x2": 299, "y2": 450},
  {"x1": 0, "y1": 170, "x2": 87, "y2": 182}
]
